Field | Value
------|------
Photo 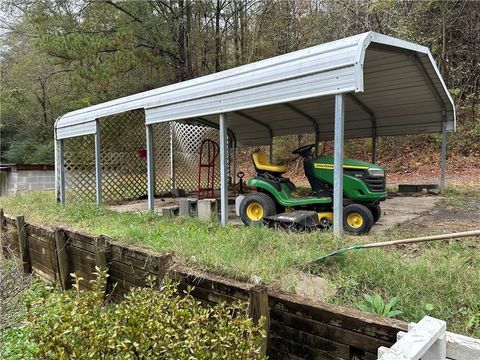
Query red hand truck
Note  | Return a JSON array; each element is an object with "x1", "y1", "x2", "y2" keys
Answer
[{"x1": 197, "y1": 139, "x2": 219, "y2": 199}]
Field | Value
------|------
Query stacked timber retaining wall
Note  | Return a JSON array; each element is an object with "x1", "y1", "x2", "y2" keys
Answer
[{"x1": 0, "y1": 210, "x2": 407, "y2": 360}]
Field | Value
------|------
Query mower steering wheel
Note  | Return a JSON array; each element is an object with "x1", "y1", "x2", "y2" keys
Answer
[{"x1": 292, "y1": 143, "x2": 315, "y2": 156}]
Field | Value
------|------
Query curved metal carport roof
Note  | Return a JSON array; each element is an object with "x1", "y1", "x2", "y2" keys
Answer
[
  {"x1": 54, "y1": 31, "x2": 455, "y2": 237},
  {"x1": 56, "y1": 31, "x2": 455, "y2": 144}
]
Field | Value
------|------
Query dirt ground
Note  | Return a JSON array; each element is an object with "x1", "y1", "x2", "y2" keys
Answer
[{"x1": 395, "y1": 196, "x2": 480, "y2": 234}]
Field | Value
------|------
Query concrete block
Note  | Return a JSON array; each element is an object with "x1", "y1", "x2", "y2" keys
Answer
[
  {"x1": 161, "y1": 206, "x2": 179, "y2": 218},
  {"x1": 15, "y1": 183, "x2": 29, "y2": 191},
  {"x1": 178, "y1": 198, "x2": 197, "y2": 216},
  {"x1": 27, "y1": 176, "x2": 39, "y2": 184},
  {"x1": 235, "y1": 195, "x2": 245, "y2": 216},
  {"x1": 30, "y1": 183, "x2": 44, "y2": 190},
  {"x1": 197, "y1": 199, "x2": 218, "y2": 222},
  {"x1": 16, "y1": 176, "x2": 27, "y2": 184},
  {"x1": 399, "y1": 184, "x2": 438, "y2": 193}
]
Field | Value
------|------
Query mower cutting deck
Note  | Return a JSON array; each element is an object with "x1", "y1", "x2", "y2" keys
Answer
[{"x1": 237, "y1": 144, "x2": 387, "y2": 235}]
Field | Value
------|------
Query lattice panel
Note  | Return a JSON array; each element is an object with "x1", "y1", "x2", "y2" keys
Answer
[
  {"x1": 100, "y1": 110, "x2": 147, "y2": 204},
  {"x1": 173, "y1": 122, "x2": 226, "y2": 193},
  {"x1": 64, "y1": 135, "x2": 96, "y2": 203},
  {"x1": 63, "y1": 117, "x2": 231, "y2": 204},
  {"x1": 153, "y1": 122, "x2": 172, "y2": 195}
]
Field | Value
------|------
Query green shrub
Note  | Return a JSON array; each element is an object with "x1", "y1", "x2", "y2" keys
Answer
[
  {"x1": 4, "y1": 140, "x2": 54, "y2": 164},
  {"x1": 25, "y1": 269, "x2": 266, "y2": 359}
]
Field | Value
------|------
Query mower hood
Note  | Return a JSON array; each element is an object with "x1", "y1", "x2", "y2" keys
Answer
[{"x1": 314, "y1": 156, "x2": 384, "y2": 173}]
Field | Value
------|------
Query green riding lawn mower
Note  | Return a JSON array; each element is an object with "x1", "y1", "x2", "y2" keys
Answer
[{"x1": 236, "y1": 144, "x2": 387, "y2": 235}]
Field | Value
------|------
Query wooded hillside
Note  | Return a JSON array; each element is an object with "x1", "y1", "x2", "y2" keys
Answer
[{"x1": 1, "y1": 0, "x2": 478, "y2": 166}]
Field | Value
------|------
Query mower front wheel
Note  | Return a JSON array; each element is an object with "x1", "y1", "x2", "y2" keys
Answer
[
  {"x1": 368, "y1": 204, "x2": 382, "y2": 224},
  {"x1": 343, "y1": 203, "x2": 374, "y2": 235},
  {"x1": 240, "y1": 192, "x2": 277, "y2": 226}
]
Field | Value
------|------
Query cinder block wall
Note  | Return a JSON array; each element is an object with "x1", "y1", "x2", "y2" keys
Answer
[
  {"x1": 0, "y1": 165, "x2": 55, "y2": 196},
  {"x1": 7, "y1": 170, "x2": 55, "y2": 195}
]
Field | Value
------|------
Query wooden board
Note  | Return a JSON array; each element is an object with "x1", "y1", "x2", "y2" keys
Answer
[
  {"x1": 271, "y1": 308, "x2": 393, "y2": 353},
  {"x1": 64, "y1": 229, "x2": 96, "y2": 253},
  {"x1": 270, "y1": 336, "x2": 347, "y2": 360},
  {"x1": 169, "y1": 264, "x2": 252, "y2": 301},
  {"x1": 271, "y1": 321, "x2": 351, "y2": 359},
  {"x1": 269, "y1": 292, "x2": 406, "y2": 342}
]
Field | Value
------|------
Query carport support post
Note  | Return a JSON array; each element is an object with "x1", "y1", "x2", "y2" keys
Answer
[
  {"x1": 372, "y1": 128, "x2": 377, "y2": 164},
  {"x1": 219, "y1": 113, "x2": 229, "y2": 226},
  {"x1": 94, "y1": 120, "x2": 102, "y2": 205},
  {"x1": 55, "y1": 138, "x2": 65, "y2": 204},
  {"x1": 170, "y1": 122, "x2": 176, "y2": 190},
  {"x1": 440, "y1": 119, "x2": 447, "y2": 191},
  {"x1": 333, "y1": 94, "x2": 345, "y2": 238},
  {"x1": 146, "y1": 124, "x2": 155, "y2": 211}
]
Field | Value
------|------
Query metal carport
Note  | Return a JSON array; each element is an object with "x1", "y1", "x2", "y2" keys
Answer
[{"x1": 55, "y1": 31, "x2": 455, "y2": 237}]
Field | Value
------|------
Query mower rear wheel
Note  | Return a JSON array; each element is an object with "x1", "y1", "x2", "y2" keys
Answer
[
  {"x1": 240, "y1": 192, "x2": 277, "y2": 226},
  {"x1": 343, "y1": 203, "x2": 374, "y2": 235},
  {"x1": 368, "y1": 204, "x2": 382, "y2": 223}
]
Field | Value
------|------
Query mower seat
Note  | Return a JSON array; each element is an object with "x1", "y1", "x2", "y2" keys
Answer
[{"x1": 252, "y1": 152, "x2": 287, "y2": 175}]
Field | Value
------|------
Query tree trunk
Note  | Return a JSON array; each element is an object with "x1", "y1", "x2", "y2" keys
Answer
[
  {"x1": 234, "y1": 0, "x2": 240, "y2": 66},
  {"x1": 178, "y1": 0, "x2": 186, "y2": 80},
  {"x1": 186, "y1": 0, "x2": 192, "y2": 77},
  {"x1": 240, "y1": 0, "x2": 246, "y2": 63},
  {"x1": 215, "y1": 0, "x2": 221, "y2": 72}
]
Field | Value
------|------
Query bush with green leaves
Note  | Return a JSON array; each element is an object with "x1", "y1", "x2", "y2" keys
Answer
[
  {"x1": 25, "y1": 268, "x2": 266, "y2": 359},
  {"x1": 357, "y1": 294, "x2": 403, "y2": 318},
  {"x1": 4, "y1": 140, "x2": 54, "y2": 164}
]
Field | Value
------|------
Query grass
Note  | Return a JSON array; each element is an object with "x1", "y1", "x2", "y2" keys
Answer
[
  {"x1": 1, "y1": 191, "x2": 479, "y2": 338},
  {"x1": 0, "y1": 192, "x2": 339, "y2": 289},
  {"x1": 443, "y1": 187, "x2": 480, "y2": 210},
  {"x1": 314, "y1": 244, "x2": 480, "y2": 337}
]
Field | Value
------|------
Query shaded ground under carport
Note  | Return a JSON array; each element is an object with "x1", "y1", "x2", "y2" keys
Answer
[{"x1": 108, "y1": 195, "x2": 442, "y2": 233}]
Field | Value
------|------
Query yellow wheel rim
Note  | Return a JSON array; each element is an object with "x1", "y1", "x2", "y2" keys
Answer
[
  {"x1": 347, "y1": 212, "x2": 364, "y2": 229},
  {"x1": 246, "y1": 202, "x2": 264, "y2": 221}
]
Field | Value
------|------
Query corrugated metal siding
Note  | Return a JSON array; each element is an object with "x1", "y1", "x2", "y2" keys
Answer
[
  {"x1": 144, "y1": 66, "x2": 357, "y2": 123},
  {"x1": 56, "y1": 121, "x2": 96, "y2": 139}
]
